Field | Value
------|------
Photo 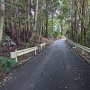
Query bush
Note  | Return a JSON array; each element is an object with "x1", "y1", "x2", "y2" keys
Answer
[{"x1": 0, "y1": 57, "x2": 18, "y2": 72}]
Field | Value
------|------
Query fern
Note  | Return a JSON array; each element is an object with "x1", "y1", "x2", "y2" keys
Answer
[
  {"x1": 2, "y1": 35, "x2": 16, "y2": 46},
  {"x1": 0, "y1": 57, "x2": 19, "y2": 72}
]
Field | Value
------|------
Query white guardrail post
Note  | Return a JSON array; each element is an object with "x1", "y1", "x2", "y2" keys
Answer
[
  {"x1": 35, "y1": 50, "x2": 37, "y2": 55},
  {"x1": 40, "y1": 42, "x2": 46, "y2": 50},
  {"x1": 15, "y1": 49, "x2": 18, "y2": 62}
]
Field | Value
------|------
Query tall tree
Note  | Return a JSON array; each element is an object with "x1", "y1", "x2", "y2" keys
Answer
[
  {"x1": 0, "y1": 0, "x2": 5, "y2": 42},
  {"x1": 45, "y1": 0, "x2": 48, "y2": 38},
  {"x1": 34, "y1": 0, "x2": 38, "y2": 32}
]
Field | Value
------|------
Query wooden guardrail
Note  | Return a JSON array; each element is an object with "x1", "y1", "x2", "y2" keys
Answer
[
  {"x1": 10, "y1": 42, "x2": 46, "y2": 62},
  {"x1": 67, "y1": 39, "x2": 90, "y2": 55}
]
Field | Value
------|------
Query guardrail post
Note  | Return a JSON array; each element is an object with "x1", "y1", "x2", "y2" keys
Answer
[
  {"x1": 82, "y1": 50, "x2": 84, "y2": 55},
  {"x1": 35, "y1": 50, "x2": 36, "y2": 55},
  {"x1": 44, "y1": 45, "x2": 45, "y2": 48},
  {"x1": 15, "y1": 49, "x2": 18, "y2": 62},
  {"x1": 41, "y1": 46, "x2": 42, "y2": 50}
]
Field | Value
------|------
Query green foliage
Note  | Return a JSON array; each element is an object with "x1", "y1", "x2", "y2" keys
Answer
[
  {"x1": 0, "y1": 57, "x2": 18, "y2": 72},
  {"x1": 57, "y1": 15, "x2": 64, "y2": 20},
  {"x1": 53, "y1": 31, "x2": 60, "y2": 37},
  {"x1": 58, "y1": 35, "x2": 65, "y2": 39},
  {"x1": 15, "y1": 0, "x2": 26, "y2": 9},
  {"x1": 2, "y1": 35, "x2": 16, "y2": 46}
]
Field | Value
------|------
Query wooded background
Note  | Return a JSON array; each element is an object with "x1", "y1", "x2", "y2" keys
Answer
[{"x1": 0, "y1": 0, "x2": 90, "y2": 47}]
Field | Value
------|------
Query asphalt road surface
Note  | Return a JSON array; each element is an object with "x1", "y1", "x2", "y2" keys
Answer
[{"x1": 0, "y1": 39, "x2": 90, "y2": 90}]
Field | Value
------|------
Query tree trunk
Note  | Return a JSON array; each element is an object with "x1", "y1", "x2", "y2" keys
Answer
[
  {"x1": 45, "y1": 0, "x2": 48, "y2": 38},
  {"x1": 26, "y1": 0, "x2": 30, "y2": 33},
  {"x1": 42, "y1": 18, "x2": 44, "y2": 36},
  {"x1": 0, "y1": 0, "x2": 5, "y2": 42},
  {"x1": 74, "y1": 1, "x2": 78, "y2": 42},
  {"x1": 71, "y1": 1, "x2": 74, "y2": 40},
  {"x1": 51, "y1": 13, "x2": 54, "y2": 38},
  {"x1": 34, "y1": 0, "x2": 38, "y2": 32},
  {"x1": 61, "y1": 20, "x2": 63, "y2": 35},
  {"x1": 81, "y1": 0, "x2": 85, "y2": 45},
  {"x1": 52, "y1": 13, "x2": 53, "y2": 31}
]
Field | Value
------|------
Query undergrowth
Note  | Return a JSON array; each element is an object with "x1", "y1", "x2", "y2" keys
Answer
[{"x1": 0, "y1": 57, "x2": 19, "y2": 72}]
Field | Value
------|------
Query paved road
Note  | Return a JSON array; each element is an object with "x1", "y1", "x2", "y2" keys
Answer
[{"x1": 1, "y1": 39, "x2": 90, "y2": 90}]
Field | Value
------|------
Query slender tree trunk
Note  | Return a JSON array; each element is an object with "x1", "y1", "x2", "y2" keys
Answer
[
  {"x1": 83, "y1": 1, "x2": 87, "y2": 45},
  {"x1": 34, "y1": 0, "x2": 38, "y2": 32},
  {"x1": 52, "y1": 13, "x2": 53, "y2": 31},
  {"x1": 26, "y1": 0, "x2": 30, "y2": 33},
  {"x1": 46, "y1": 14, "x2": 48, "y2": 38},
  {"x1": 8, "y1": 0, "x2": 13, "y2": 39},
  {"x1": 88, "y1": 14, "x2": 90, "y2": 37},
  {"x1": 0, "y1": 0, "x2": 5, "y2": 42},
  {"x1": 38, "y1": 15, "x2": 42, "y2": 43},
  {"x1": 15, "y1": 7, "x2": 18, "y2": 41},
  {"x1": 61, "y1": 20, "x2": 63, "y2": 35},
  {"x1": 71, "y1": 1, "x2": 74, "y2": 40},
  {"x1": 42, "y1": 18, "x2": 44, "y2": 36},
  {"x1": 74, "y1": 1, "x2": 78, "y2": 42},
  {"x1": 81, "y1": 0, "x2": 85, "y2": 45},
  {"x1": 29, "y1": 0, "x2": 38, "y2": 45},
  {"x1": 45, "y1": 0, "x2": 48, "y2": 38},
  {"x1": 30, "y1": 0, "x2": 32, "y2": 30},
  {"x1": 51, "y1": 13, "x2": 54, "y2": 38}
]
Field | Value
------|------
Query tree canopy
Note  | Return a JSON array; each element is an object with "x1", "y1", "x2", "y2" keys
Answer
[{"x1": 0, "y1": 0, "x2": 90, "y2": 47}]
